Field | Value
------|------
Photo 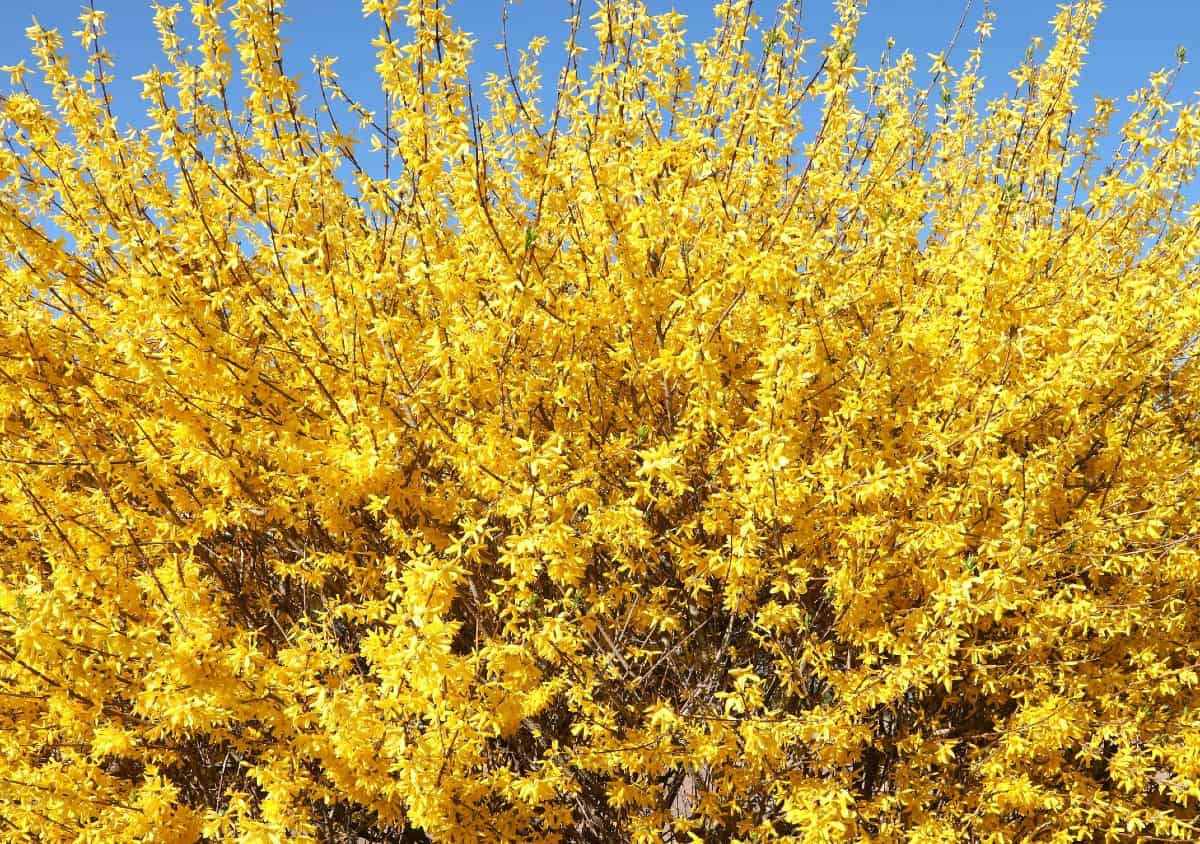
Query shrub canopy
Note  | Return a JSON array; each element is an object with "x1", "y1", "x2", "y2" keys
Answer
[{"x1": 2, "y1": 0, "x2": 1200, "y2": 841}]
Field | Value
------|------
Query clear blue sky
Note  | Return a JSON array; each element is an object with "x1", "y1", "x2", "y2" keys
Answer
[{"x1": 1, "y1": 0, "x2": 1198, "y2": 165}]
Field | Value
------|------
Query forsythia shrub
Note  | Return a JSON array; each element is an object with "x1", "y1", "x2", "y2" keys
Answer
[{"x1": 1, "y1": 0, "x2": 1199, "y2": 840}]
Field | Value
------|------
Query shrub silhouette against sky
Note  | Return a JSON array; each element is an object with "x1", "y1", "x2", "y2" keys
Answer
[{"x1": 1, "y1": 0, "x2": 1200, "y2": 841}]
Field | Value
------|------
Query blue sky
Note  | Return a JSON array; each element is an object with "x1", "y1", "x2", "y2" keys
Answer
[
  {"x1": 1, "y1": 0, "x2": 1197, "y2": 171},
  {"x1": 3, "y1": 1, "x2": 1197, "y2": 112}
]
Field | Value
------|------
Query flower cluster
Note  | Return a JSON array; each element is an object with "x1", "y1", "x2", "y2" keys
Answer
[{"x1": 1, "y1": 1, "x2": 1199, "y2": 841}]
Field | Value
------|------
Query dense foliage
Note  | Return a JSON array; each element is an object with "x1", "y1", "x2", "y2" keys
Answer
[{"x1": 2, "y1": 0, "x2": 1200, "y2": 840}]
